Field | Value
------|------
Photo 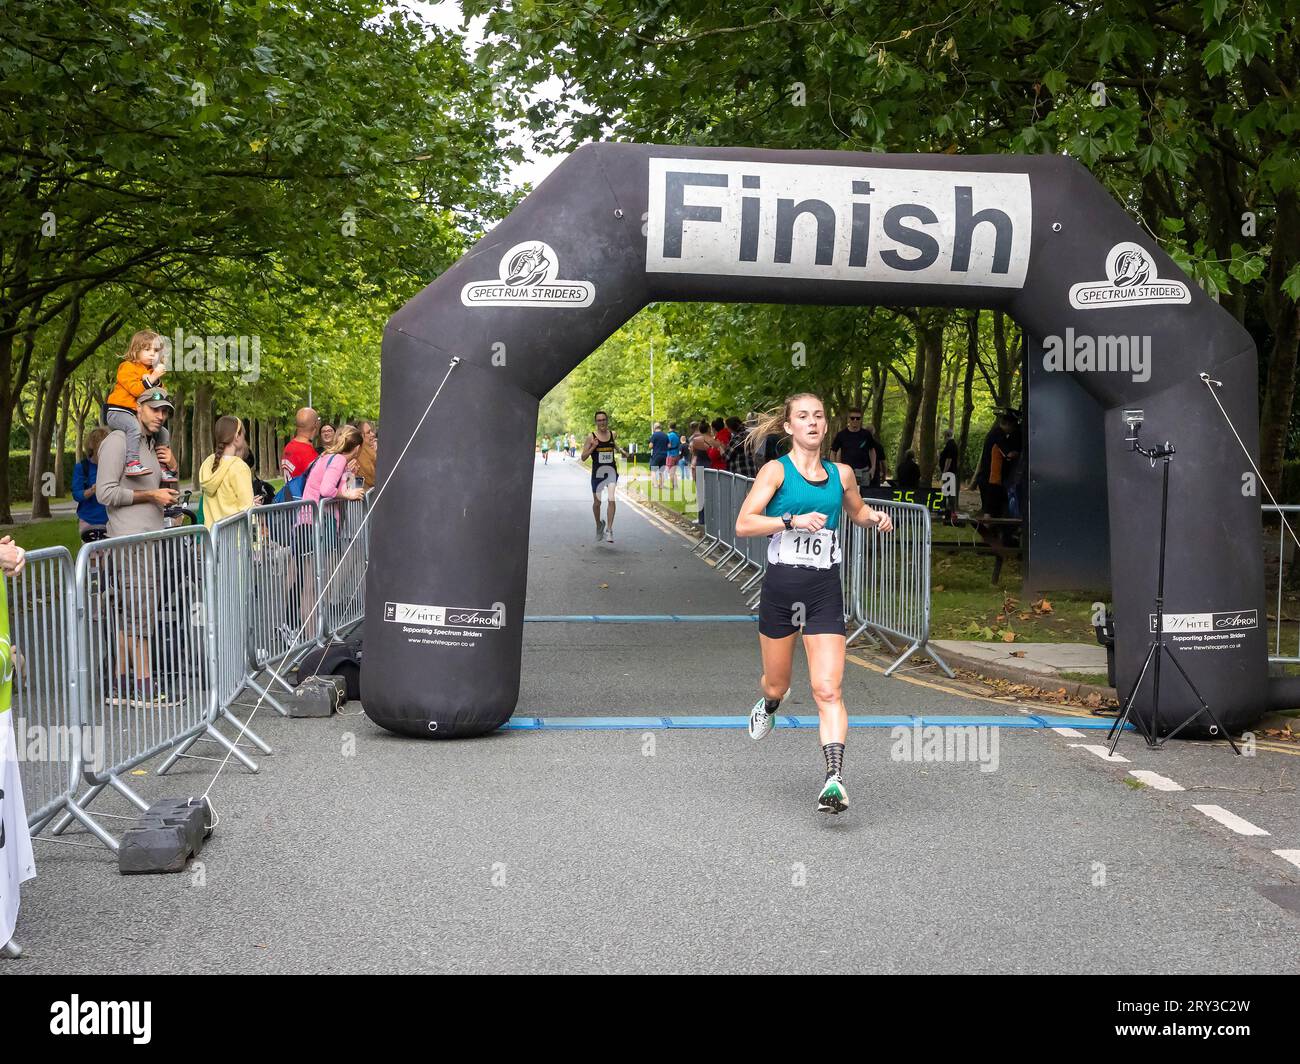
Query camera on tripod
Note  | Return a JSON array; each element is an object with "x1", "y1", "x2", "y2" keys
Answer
[{"x1": 1123, "y1": 408, "x2": 1144, "y2": 443}]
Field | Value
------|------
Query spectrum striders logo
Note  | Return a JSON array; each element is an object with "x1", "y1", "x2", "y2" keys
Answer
[
  {"x1": 460, "y1": 240, "x2": 595, "y2": 308},
  {"x1": 384, "y1": 601, "x2": 504, "y2": 628},
  {"x1": 645, "y1": 157, "x2": 1032, "y2": 288},
  {"x1": 1070, "y1": 242, "x2": 1191, "y2": 309}
]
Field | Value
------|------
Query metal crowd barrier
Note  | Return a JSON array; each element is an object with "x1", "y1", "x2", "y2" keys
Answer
[
  {"x1": 245, "y1": 499, "x2": 322, "y2": 714},
  {"x1": 48, "y1": 526, "x2": 236, "y2": 850},
  {"x1": 1263, "y1": 503, "x2": 1300, "y2": 664},
  {"x1": 7, "y1": 548, "x2": 82, "y2": 837},
  {"x1": 318, "y1": 494, "x2": 368, "y2": 641},
  {"x1": 5, "y1": 486, "x2": 374, "y2": 865},
  {"x1": 843, "y1": 498, "x2": 952, "y2": 676},
  {"x1": 692, "y1": 469, "x2": 766, "y2": 591},
  {"x1": 156, "y1": 512, "x2": 270, "y2": 776},
  {"x1": 692, "y1": 467, "x2": 720, "y2": 556}
]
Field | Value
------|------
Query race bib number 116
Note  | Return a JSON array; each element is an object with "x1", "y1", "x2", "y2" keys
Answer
[{"x1": 774, "y1": 529, "x2": 838, "y2": 569}]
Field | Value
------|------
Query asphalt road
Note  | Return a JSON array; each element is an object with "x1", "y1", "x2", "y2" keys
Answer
[{"x1": 7, "y1": 455, "x2": 1300, "y2": 973}]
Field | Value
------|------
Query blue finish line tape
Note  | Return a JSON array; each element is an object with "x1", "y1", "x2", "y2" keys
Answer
[
  {"x1": 525, "y1": 614, "x2": 758, "y2": 622},
  {"x1": 500, "y1": 714, "x2": 1131, "y2": 731}
]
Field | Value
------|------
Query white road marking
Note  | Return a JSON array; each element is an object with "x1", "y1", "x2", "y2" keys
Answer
[
  {"x1": 1272, "y1": 850, "x2": 1300, "y2": 870},
  {"x1": 617, "y1": 487, "x2": 685, "y2": 539},
  {"x1": 1068, "y1": 743, "x2": 1130, "y2": 763},
  {"x1": 1052, "y1": 726, "x2": 1085, "y2": 737},
  {"x1": 1193, "y1": 804, "x2": 1270, "y2": 837},
  {"x1": 1129, "y1": 769, "x2": 1184, "y2": 792}
]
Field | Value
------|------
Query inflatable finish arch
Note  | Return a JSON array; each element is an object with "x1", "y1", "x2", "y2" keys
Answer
[{"x1": 364, "y1": 144, "x2": 1268, "y2": 740}]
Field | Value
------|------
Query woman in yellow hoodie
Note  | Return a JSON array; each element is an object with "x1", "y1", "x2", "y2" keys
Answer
[{"x1": 198, "y1": 416, "x2": 255, "y2": 527}]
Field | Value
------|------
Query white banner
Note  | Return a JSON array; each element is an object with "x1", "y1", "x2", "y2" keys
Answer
[
  {"x1": 646, "y1": 157, "x2": 1032, "y2": 288},
  {"x1": 1, "y1": 710, "x2": 36, "y2": 948}
]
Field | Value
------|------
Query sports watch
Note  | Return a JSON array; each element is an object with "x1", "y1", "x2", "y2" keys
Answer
[{"x1": 782, "y1": 512, "x2": 794, "y2": 531}]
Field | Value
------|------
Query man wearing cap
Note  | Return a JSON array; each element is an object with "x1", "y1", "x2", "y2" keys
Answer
[
  {"x1": 96, "y1": 388, "x2": 178, "y2": 537},
  {"x1": 95, "y1": 388, "x2": 179, "y2": 703}
]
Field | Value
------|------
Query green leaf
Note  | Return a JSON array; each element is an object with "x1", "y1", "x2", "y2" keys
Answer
[
  {"x1": 1199, "y1": 0, "x2": 1230, "y2": 28},
  {"x1": 1282, "y1": 265, "x2": 1300, "y2": 302},
  {"x1": 1201, "y1": 39, "x2": 1241, "y2": 77},
  {"x1": 1227, "y1": 244, "x2": 1266, "y2": 285},
  {"x1": 1095, "y1": 25, "x2": 1128, "y2": 65}
]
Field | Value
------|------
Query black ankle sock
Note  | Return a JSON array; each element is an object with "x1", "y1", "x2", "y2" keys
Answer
[
  {"x1": 823, "y1": 742, "x2": 845, "y2": 779},
  {"x1": 763, "y1": 695, "x2": 781, "y2": 714}
]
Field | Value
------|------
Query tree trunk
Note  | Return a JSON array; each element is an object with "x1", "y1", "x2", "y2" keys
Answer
[
  {"x1": 262, "y1": 420, "x2": 278, "y2": 479},
  {"x1": 896, "y1": 330, "x2": 926, "y2": 469},
  {"x1": 993, "y1": 310, "x2": 1013, "y2": 409},
  {"x1": 191, "y1": 380, "x2": 214, "y2": 479},
  {"x1": 1260, "y1": 187, "x2": 1300, "y2": 496},
  {"x1": 0, "y1": 300, "x2": 44, "y2": 523},
  {"x1": 52, "y1": 384, "x2": 70, "y2": 500},
  {"x1": 24, "y1": 377, "x2": 46, "y2": 500},
  {"x1": 0, "y1": 394, "x2": 14, "y2": 523},
  {"x1": 31, "y1": 372, "x2": 66, "y2": 518},
  {"x1": 870, "y1": 364, "x2": 885, "y2": 438},
  {"x1": 915, "y1": 311, "x2": 947, "y2": 488},
  {"x1": 958, "y1": 312, "x2": 978, "y2": 481},
  {"x1": 170, "y1": 381, "x2": 187, "y2": 482},
  {"x1": 29, "y1": 299, "x2": 123, "y2": 518},
  {"x1": 73, "y1": 381, "x2": 91, "y2": 461},
  {"x1": 946, "y1": 343, "x2": 958, "y2": 433}
]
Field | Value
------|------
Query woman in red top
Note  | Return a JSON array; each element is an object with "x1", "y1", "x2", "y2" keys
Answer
[{"x1": 708, "y1": 417, "x2": 728, "y2": 470}]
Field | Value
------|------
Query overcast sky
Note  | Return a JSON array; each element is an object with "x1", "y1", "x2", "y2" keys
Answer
[{"x1": 406, "y1": 0, "x2": 567, "y2": 193}]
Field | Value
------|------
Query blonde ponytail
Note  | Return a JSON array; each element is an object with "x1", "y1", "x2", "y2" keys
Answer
[{"x1": 746, "y1": 392, "x2": 823, "y2": 455}]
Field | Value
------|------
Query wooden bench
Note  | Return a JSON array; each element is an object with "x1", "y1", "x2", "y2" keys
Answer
[{"x1": 932, "y1": 512, "x2": 1023, "y2": 584}]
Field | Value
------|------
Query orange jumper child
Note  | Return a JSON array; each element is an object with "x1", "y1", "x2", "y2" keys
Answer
[{"x1": 105, "y1": 330, "x2": 174, "y2": 481}]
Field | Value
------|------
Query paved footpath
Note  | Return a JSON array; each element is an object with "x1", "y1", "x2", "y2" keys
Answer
[{"x1": 9, "y1": 456, "x2": 1300, "y2": 973}]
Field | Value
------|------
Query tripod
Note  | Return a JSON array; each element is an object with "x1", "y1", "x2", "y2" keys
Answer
[{"x1": 1107, "y1": 427, "x2": 1241, "y2": 756}]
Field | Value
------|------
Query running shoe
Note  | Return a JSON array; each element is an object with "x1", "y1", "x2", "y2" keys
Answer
[
  {"x1": 605, "y1": 527, "x2": 614, "y2": 543},
  {"x1": 817, "y1": 774, "x2": 849, "y2": 814},
  {"x1": 747, "y1": 696, "x2": 777, "y2": 741},
  {"x1": 132, "y1": 679, "x2": 171, "y2": 705},
  {"x1": 595, "y1": 519, "x2": 605, "y2": 541},
  {"x1": 105, "y1": 675, "x2": 131, "y2": 705}
]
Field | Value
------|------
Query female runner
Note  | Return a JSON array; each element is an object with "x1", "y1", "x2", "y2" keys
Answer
[{"x1": 734, "y1": 393, "x2": 894, "y2": 813}]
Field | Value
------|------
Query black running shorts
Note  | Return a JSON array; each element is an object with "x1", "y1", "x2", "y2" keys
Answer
[{"x1": 758, "y1": 562, "x2": 845, "y2": 639}]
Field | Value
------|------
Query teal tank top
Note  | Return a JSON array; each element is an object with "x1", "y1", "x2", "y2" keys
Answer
[{"x1": 764, "y1": 454, "x2": 843, "y2": 529}]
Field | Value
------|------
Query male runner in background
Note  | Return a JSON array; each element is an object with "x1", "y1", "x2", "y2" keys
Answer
[
  {"x1": 649, "y1": 421, "x2": 670, "y2": 491},
  {"x1": 581, "y1": 411, "x2": 627, "y2": 543}
]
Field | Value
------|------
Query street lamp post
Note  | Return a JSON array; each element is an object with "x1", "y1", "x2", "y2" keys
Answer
[{"x1": 649, "y1": 341, "x2": 655, "y2": 431}]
